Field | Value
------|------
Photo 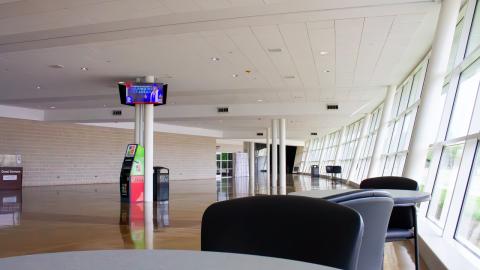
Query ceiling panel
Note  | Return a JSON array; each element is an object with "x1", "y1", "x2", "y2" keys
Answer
[
  {"x1": 335, "y1": 18, "x2": 364, "y2": 87},
  {"x1": 354, "y1": 16, "x2": 394, "y2": 85},
  {"x1": 279, "y1": 23, "x2": 319, "y2": 88},
  {"x1": 251, "y1": 25, "x2": 303, "y2": 88}
]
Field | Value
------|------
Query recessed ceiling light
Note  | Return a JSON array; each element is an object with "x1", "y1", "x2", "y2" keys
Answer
[
  {"x1": 80, "y1": 67, "x2": 88, "y2": 71},
  {"x1": 267, "y1": 48, "x2": 282, "y2": 53},
  {"x1": 49, "y1": 64, "x2": 64, "y2": 69},
  {"x1": 323, "y1": 70, "x2": 331, "y2": 73},
  {"x1": 36, "y1": 85, "x2": 41, "y2": 89},
  {"x1": 211, "y1": 57, "x2": 220, "y2": 61},
  {"x1": 257, "y1": 99, "x2": 263, "y2": 102},
  {"x1": 283, "y1": 75, "x2": 296, "y2": 79},
  {"x1": 320, "y1": 51, "x2": 329, "y2": 55},
  {"x1": 49, "y1": 106, "x2": 56, "y2": 109},
  {"x1": 232, "y1": 74, "x2": 239, "y2": 78}
]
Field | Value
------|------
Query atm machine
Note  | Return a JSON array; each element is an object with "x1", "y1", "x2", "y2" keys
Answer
[{"x1": 120, "y1": 144, "x2": 145, "y2": 202}]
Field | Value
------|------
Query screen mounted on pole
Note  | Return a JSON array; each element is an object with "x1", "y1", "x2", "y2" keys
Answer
[{"x1": 121, "y1": 82, "x2": 168, "y2": 106}]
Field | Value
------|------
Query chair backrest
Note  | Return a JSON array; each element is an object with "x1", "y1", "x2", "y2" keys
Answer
[
  {"x1": 360, "y1": 176, "x2": 418, "y2": 230},
  {"x1": 201, "y1": 195, "x2": 364, "y2": 270},
  {"x1": 359, "y1": 176, "x2": 418, "y2": 190},
  {"x1": 324, "y1": 190, "x2": 394, "y2": 270}
]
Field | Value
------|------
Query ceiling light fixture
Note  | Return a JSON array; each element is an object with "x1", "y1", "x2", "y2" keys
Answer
[
  {"x1": 267, "y1": 48, "x2": 282, "y2": 53},
  {"x1": 211, "y1": 57, "x2": 220, "y2": 61},
  {"x1": 36, "y1": 85, "x2": 41, "y2": 89},
  {"x1": 49, "y1": 106, "x2": 56, "y2": 109},
  {"x1": 232, "y1": 74, "x2": 239, "y2": 78},
  {"x1": 257, "y1": 99, "x2": 263, "y2": 102},
  {"x1": 80, "y1": 67, "x2": 88, "y2": 71},
  {"x1": 49, "y1": 64, "x2": 64, "y2": 69},
  {"x1": 320, "y1": 51, "x2": 329, "y2": 55}
]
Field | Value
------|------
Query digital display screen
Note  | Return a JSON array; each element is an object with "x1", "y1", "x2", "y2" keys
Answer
[
  {"x1": 125, "y1": 144, "x2": 137, "y2": 158},
  {"x1": 126, "y1": 83, "x2": 165, "y2": 105}
]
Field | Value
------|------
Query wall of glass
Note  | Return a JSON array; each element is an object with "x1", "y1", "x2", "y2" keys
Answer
[
  {"x1": 351, "y1": 104, "x2": 383, "y2": 182},
  {"x1": 380, "y1": 58, "x2": 428, "y2": 176},
  {"x1": 421, "y1": 0, "x2": 480, "y2": 258},
  {"x1": 337, "y1": 119, "x2": 365, "y2": 179},
  {"x1": 299, "y1": 0, "x2": 480, "y2": 262}
]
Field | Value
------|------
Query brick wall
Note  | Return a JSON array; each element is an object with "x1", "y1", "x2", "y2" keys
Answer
[{"x1": 0, "y1": 117, "x2": 216, "y2": 186}]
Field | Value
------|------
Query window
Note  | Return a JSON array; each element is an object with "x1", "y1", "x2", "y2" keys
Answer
[
  {"x1": 427, "y1": 143, "x2": 465, "y2": 227},
  {"x1": 380, "y1": 59, "x2": 428, "y2": 177},
  {"x1": 351, "y1": 105, "x2": 384, "y2": 182},
  {"x1": 456, "y1": 143, "x2": 480, "y2": 255},
  {"x1": 446, "y1": 58, "x2": 480, "y2": 140},
  {"x1": 466, "y1": 0, "x2": 480, "y2": 56},
  {"x1": 338, "y1": 119, "x2": 364, "y2": 179},
  {"x1": 420, "y1": 0, "x2": 480, "y2": 260}
]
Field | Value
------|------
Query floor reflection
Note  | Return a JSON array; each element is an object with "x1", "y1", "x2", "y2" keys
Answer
[
  {"x1": 0, "y1": 175, "x2": 349, "y2": 257},
  {"x1": 0, "y1": 190, "x2": 21, "y2": 228},
  {"x1": 216, "y1": 173, "x2": 349, "y2": 201},
  {"x1": 119, "y1": 201, "x2": 170, "y2": 249}
]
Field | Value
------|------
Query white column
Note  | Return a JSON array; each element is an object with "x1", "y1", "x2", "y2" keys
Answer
[
  {"x1": 144, "y1": 202, "x2": 154, "y2": 249},
  {"x1": 249, "y1": 141, "x2": 255, "y2": 195},
  {"x1": 135, "y1": 105, "x2": 141, "y2": 144},
  {"x1": 368, "y1": 85, "x2": 396, "y2": 178},
  {"x1": 279, "y1": 119, "x2": 286, "y2": 189},
  {"x1": 404, "y1": 0, "x2": 461, "y2": 181},
  {"x1": 266, "y1": 128, "x2": 271, "y2": 188},
  {"x1": 271, "y1": 120, "x2": 278, "y2": 188},
  {"x1": 144, "y1": 75, "x2": 155, "y2": 202}
]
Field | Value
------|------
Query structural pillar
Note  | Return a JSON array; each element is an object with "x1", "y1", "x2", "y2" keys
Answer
[
  {"x1": 271, "y1": 119, "x2": 278, "y2": 189},
  {"x1": 144, "y1": 75, "x2": 155, "y2": 202},
  {"x1": 368, "y1": 85, "x2": 396, "y2": 177},
  {"x1": 249, "y1": 141, "x2": 255, "y2": 195},
  {"x1": 135, "y1": 105, "x2": 141, "y2": 144},
  {"x1": 266, "y1": 127, "x2": 271, "y2": 188},
  {"x1": 144, "y1": 202, "x2": 154, "y2": 249},
  {"x1": 279, "y1": 119, "x2": 286, "y2": 191},
  {"x1": 404, "y1": 0, "x2": 461, "y2": 181}
]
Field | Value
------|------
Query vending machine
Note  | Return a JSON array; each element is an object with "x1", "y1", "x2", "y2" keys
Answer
[{"x1": 120, "y1": 144, "x2": 145, "y2": 202}]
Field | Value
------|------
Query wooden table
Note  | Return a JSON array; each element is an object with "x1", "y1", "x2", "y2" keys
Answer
[{"x1": 0, "y1": 250, "x2": 338, "y2": 270}]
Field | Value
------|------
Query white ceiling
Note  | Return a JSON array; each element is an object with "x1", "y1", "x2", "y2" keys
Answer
[{"x1": 0, "y1": 0, "x2": 440, "y2": 140}]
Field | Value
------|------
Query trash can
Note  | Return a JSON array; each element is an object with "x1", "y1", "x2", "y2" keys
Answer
[
  {"x1": 311, "y1": 165, "x2": 320, "y2": 177},
  {"x1": 153, "y1": 166, "x2": 169, "y2": 202}
]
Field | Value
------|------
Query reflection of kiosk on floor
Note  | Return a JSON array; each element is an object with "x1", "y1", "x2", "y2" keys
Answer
[{"x1": 120, "y1": 144, "x2": 145, "y2": 202}]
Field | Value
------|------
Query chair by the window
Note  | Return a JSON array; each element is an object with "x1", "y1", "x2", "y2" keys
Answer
[
  {"x1": 360, "y1": 176, "x2": 420, "y2": 269},
  {"x1": 201, "y1": 195, "x2": 364, "y2": 270},
  {"x1": 324, "y1": 190, "x2": 394, "y2": 270}
]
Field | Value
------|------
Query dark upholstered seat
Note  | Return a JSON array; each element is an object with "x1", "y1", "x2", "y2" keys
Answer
[
  {"x1": 360, "y1": 176, "x2": 420, "y2": 269},
  {"x1": 324, "y1": 190, "x2": 394, "y2": 270},
  {"x1": 201, "y1": 195, "x2": 364, "y2": 270}
]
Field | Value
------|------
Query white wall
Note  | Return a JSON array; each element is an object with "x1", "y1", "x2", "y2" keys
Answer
[{"x1": 0, "y1": 117, "x2": 216, "y2": 186}]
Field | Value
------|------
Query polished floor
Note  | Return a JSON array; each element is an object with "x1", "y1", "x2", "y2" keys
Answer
[{"x1": 0, "y1": 174, "x2": 426, "y2": 269}]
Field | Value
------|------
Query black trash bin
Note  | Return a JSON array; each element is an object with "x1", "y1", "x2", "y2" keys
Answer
[
  {"x1": 311, "y1": 165, "x2": 320, "y2": 177},
  {"x1": 153, "y1": 166, "x2": 169, "y2": 202}
]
